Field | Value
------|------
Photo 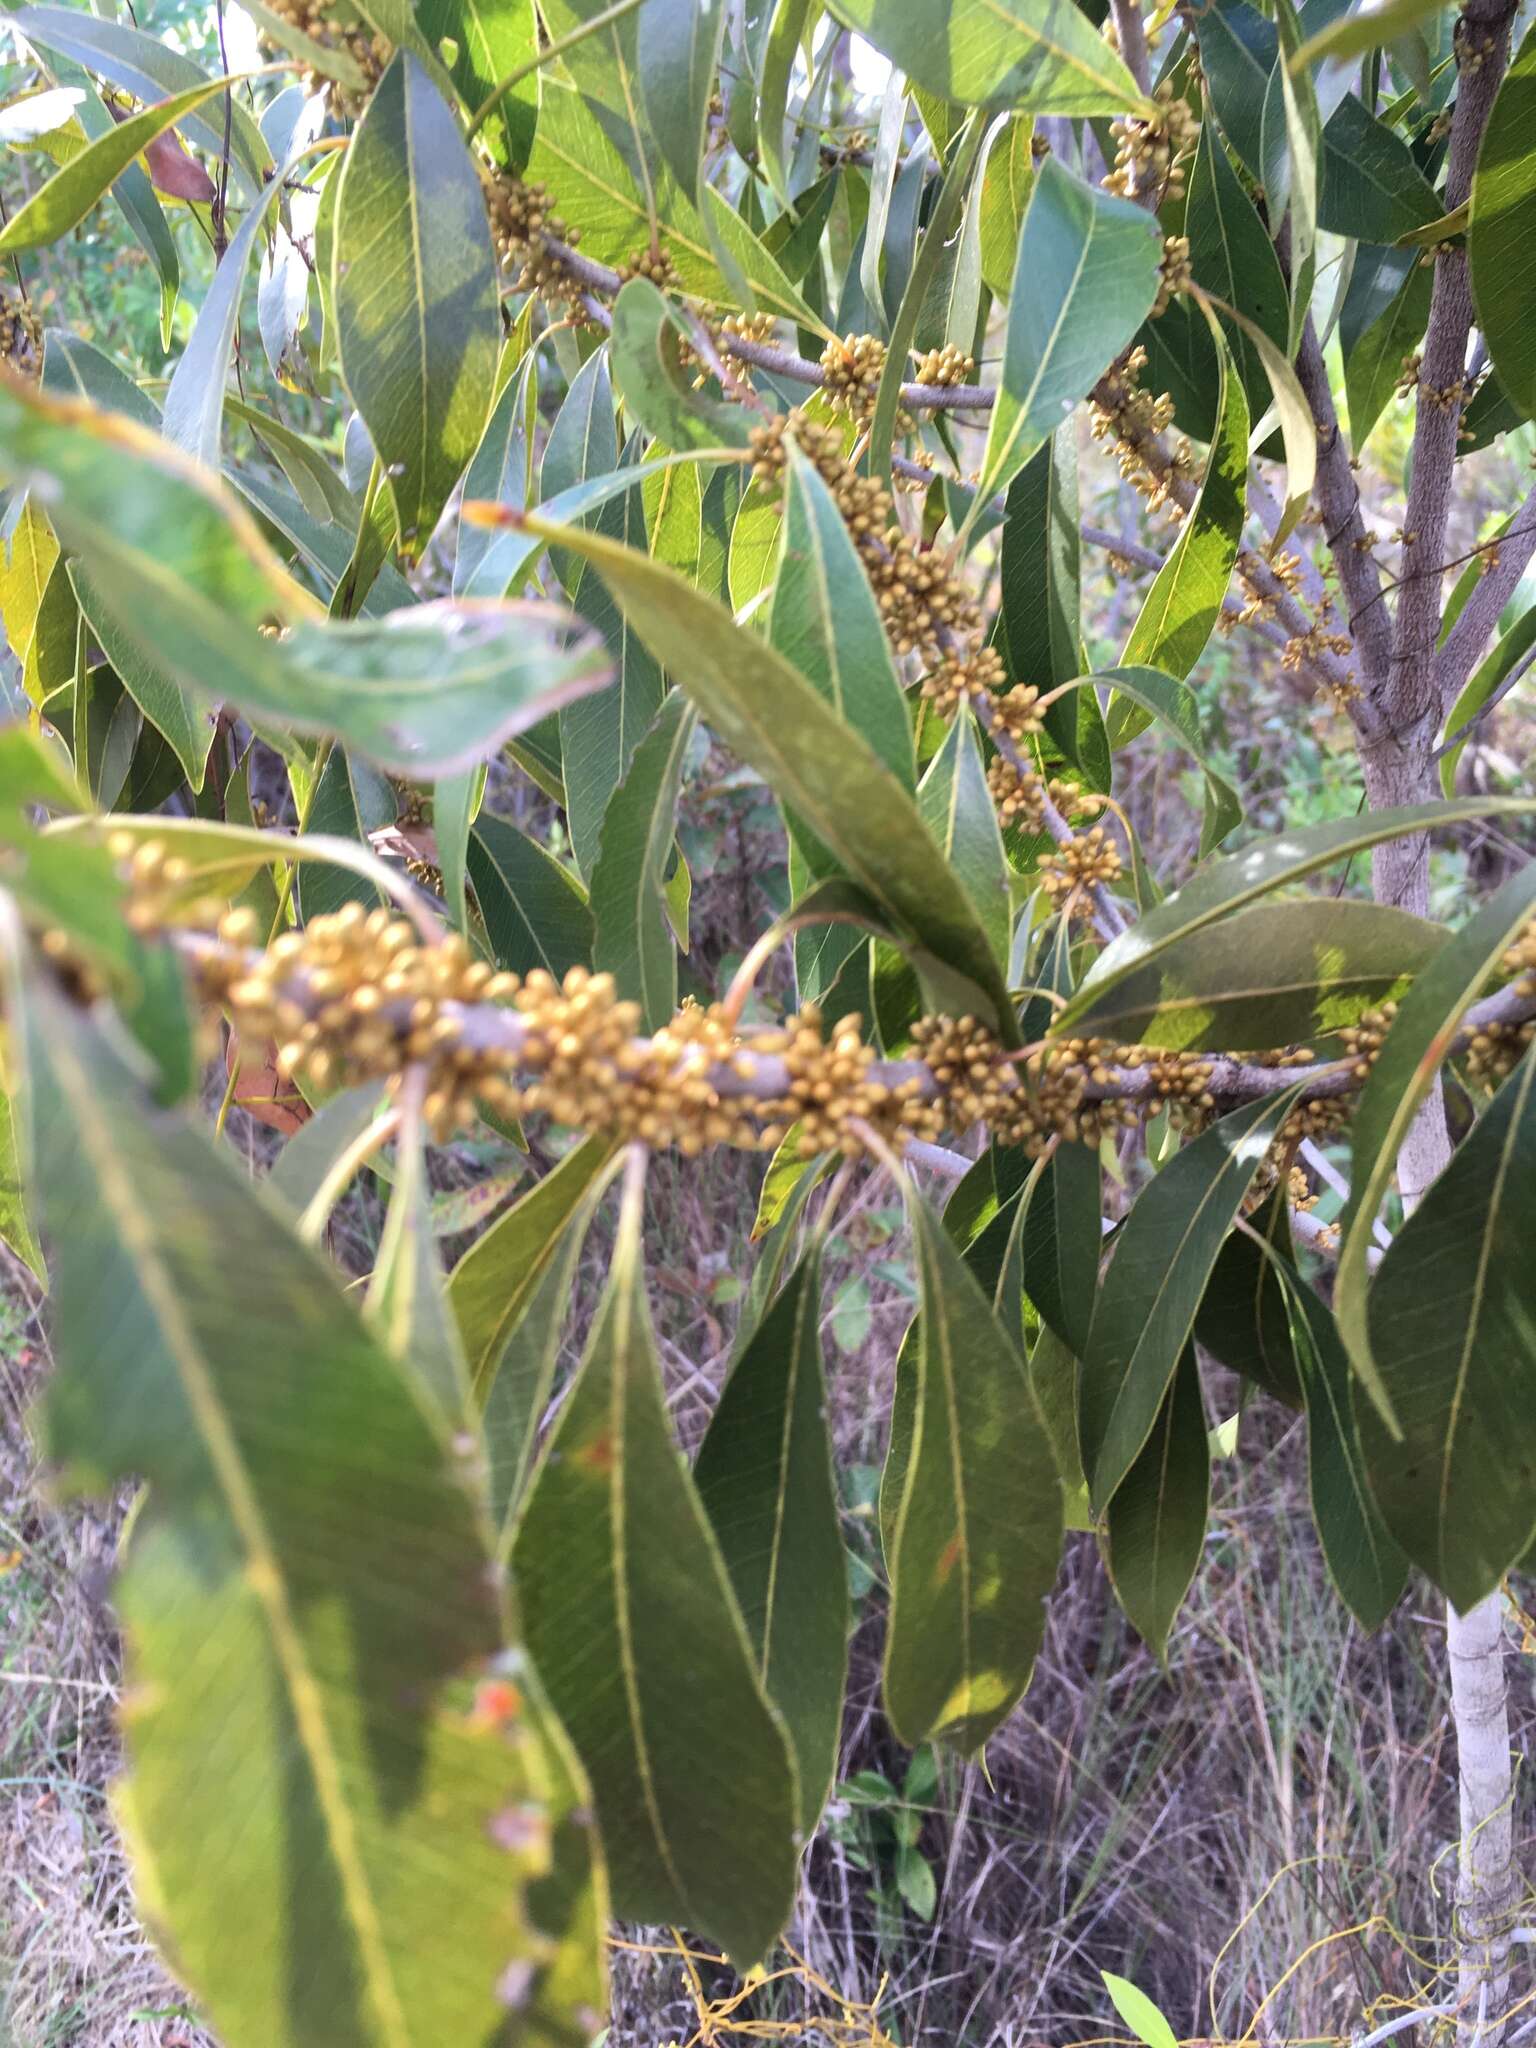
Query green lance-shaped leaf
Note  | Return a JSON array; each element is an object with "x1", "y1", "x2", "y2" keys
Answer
[
  {"x1": 1318, "y1": 93, "x2": 1441, "y2": 244},
  {"x1": 590, "y1": 691, "x2": 696, "y2": 1031},
  {"x1": 335, "y1": 53, "x2": 499, "y2": 550},
  {"x1": 823, "y1": 0, "x2": 1145, "y2": 112},
  {"x1": 267, "y1": 1082, "x2": 390, "y2": 1216},
  {"x1": 456, "y1": 353, "x2": 538, "y2": 598},
  {"x1": 610, "y1": 280, "x2": 752, "y2": 454},
  {"x1": 1184, "y1": 123, "x2": 1288, "y2": 419},
  {"x1": 979, "y1": 113, "x2": 1036, "y2": 300},
  {"x1": 1081, "y1": 1086, "x2": 1305, "y2": 1509},
  {"x1": 998, "y1": 423, "x2": 1081, "y2": 694},
  {"x1": 1019, "y1": 1138, "x2": 1101, "y2": 1360},
  {"x1": 883, "y1": 1186, "x2": 1063, "y2": 1753},
  {"x1": 1193, "y1": 1188, "x2": 1302, "y2": 1408},
  {"x1": 22, "y1": 978, "x2": 606, "y2": 2048},
  {"x1": 467, "y1": 812, "x2": 594, "y2": 983},
  {"x1": 0, "y1": 76, "x2": 235, "y2": 253},
  {"x1": 1086, "y1": 664, "x2": 1242, "y2": 855},
  {"x1": 560, "y1": 475, "x2": 667, "y2": 879},
  {"x1": 522, "y1": 510, "x2": 1020, "y2": 1039},
  {"x1": 1335, "y1": 860, "x2": 1536, "y2": 1425},
  {"x1": 1262, "y1": 0, "x2": 1318, "y2": 355},
  {"x1": 976, "y1": 158, "x2": 1163, "y2": 511},
  {"x1": 1345, "y1": 250, "x2": 1433, "y2": 457},
  {"x1": 757, "y1": 0, "x2": 812, "y2": 207},
  {"x1": 0, "y1": 380, "x2": 609, "y2": 777},
  {"x1": 1059, "y1": 798, "x2": 1536, "y2": 1033},
  {"x1": 638, "y1": 0, "x2": 726, "y2": 205},
  {"x1": 1102, "y1": 1346, "x2": 1209, "y2": 1659},
  {"x1": 450, "y1": 1134, "x2": 619, "y2": 1403},
  {"x1": 9, "y1": 6, "x2": 270, "y2": 194},
  {"x1": 432, "y1": 763, "x2": 481, "y2": 936},
  {"x1": 512, "y1": 1164, "x2": 800, "y2": 1965},
  {"x1": 1288, "y1": 1276, "x2": 1408, "y2": 1632},
  {"x1": 916, "y1": 709, "x2": 1011, "y2": 973},
  {"x1": 1440, "y1": 604, "x2": 1536, "y2": 796},
  {"x1": 1066, "y1": 899, "x2": 1447, "y2": 1051},
  {"x1": 694, "y1": 1249, "x2": 848, "y2": 1836},
  {"x1": 366, "y1": 1124, "x2": 473, "y2": 1424},
  {"x1": 163, "y1": 151, "x2": 292, "y2": 470},
  {"x1": 68, "y1": 562, "x2": 211, "y2": 791},
  {"x1": 483, "y1": 1220, "x2": 583, "y2": 1547},
  {"x1": 1355, "y1": 1049, "x2": 1536, "y2": 1609},
  {"x1": 1469, "y1": 18, "x2": 1536, "y2": 425},
  {"x1": 771, "y1": 442, "x2": 915, "y2": 789},
  {"x1": 1195, "y1": 0, "x2": 1275, "y2": 184},
  {"x1": 1290, "y1": 0, "x2": 1458, "y2": 66},
  {"x1": 1119, "y1": 341, "x2": 1248, "y2": 713}
]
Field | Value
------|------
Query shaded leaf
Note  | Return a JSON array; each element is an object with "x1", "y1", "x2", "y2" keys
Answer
[
  {"x1": 694, "y1": 1250, "x2": 848, "y2": 1835},
  {"x1": 590, "y1": 692, "x2": 695, "y2": 1030},
  {"x1": 1319, "y1": 93, "x2": 1441, "y2": 243},
  {"x1": 67, "y1": 562, "x2": 211, "y2": 790},
  {"x1": 467, "y1": 811, "x2": 594, "y2": 983},
  {"x1": 1185, "y1": 123, "x2": 1289, "y2": 415},
  {"x1": 916, "y1": 709, "x2": 1011, "y2": 972},
  {"x1": 1081, "y1": 1087, "x2": 1304, "y2": 1507},
  {"x1": 609, "y1": 280, "x2": 751, "y2": 453},
  {"x1": 512, "y1": 1172, "x2": 800, "y2": 1966},
  {"x1": 882, "y1": 1190, "x2": 1062, "y2": 1754},
  {"x1": 1102, "y1": 1347, "x2": 1208, "y2": 1658}
]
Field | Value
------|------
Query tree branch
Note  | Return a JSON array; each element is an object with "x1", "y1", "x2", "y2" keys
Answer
[{"x1": 1435, "y1": 486, "x2": 1536, "y2": 703}]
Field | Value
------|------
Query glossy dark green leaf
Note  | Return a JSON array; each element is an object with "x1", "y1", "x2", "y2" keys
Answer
[
  {"x1": 999, "y1": 423, "x2": 1080, "y2": 692},
  {"x1": 1121, "y1": 338, "x2": 1249, "y2": 691},
  {"x1": 1196, "y1": 0, "x2": 1276, "y2": 182},
  {"x1": 694, "y1": 1250, "x2": 847, "y2": 1835},
  {"x1": 24, "y1": 980, "x2": 606, "y2": 2047},
  {"x1": 334, "y1": 54, "x2": 499, "y2": 549},
  {"x1": 513, "y1": 1174, "x2": 800, "y2": 1965},
  {"x1": 978, "y1": 158, "x2": 1163, "y2": 509},
  {"x1": 757, "y1": 0, "x2": 812, "y2": 206},
  {"x1": 589, "y1": 692, "x2": 694, "y2": 1030},
  {"x1": 1059, "y1": 799, "x2": 1536, "y2": 1033},
  {"x1": 1336, "y1": 860, "x2": 1536, "y2": 1423},
  {"x1": 916, "y1": 709, "x2": 1011, "y2": 972},
  {"x1": 1019, "y1": 1138, "x2": 1101, "y2": 1360},
  {"x1": 1439, "y1": 604, "x2": 1536, "y2": 794},
  {"x1": 40, "y1": 328, "x2": 160, "y2": 426},
  {"x1": 823, "y1": 0, "x2": 1144, "y2": 112},
  {"x1": 883, "y1": 1189, "x2": 1062, "y2": 1754},
  {"x1": 770, "y1": 443, "x2": 914, "y2": 788},
  {"x1": 525, "y1": 511, "x2": 1020, "y2": 1038},
  {"x1": 1343, "y1": 248, "x2": 1431, "y2": 454},
  {"x1": 1469, "y1": 19, "x2": 1536, "y2": 422},
  {"x1": 1262, "y1": 0, "x2": 1318, "y2": 352},
  {"x1": 1286, "y1": 1276, "x2": 1408, "y2": 1630},
  {"x1": 1102, "y1": 1346, "x2": 1208, "y2": 1658},
  {"x1": 1319, "y1": 93, "x2": 1441, "y2": 242},
  {"x1": 1356, "y1": 1050, "x2": 1536, "y2": 1609},
  {"x1": 450, "y1": 1134, "x2": 618, "y2": 1402},
  {"x1": 1192, "y1": 1189, "x2": 1302, "y2": 1407},
  {"x1": 467, "y1": 810, "x2": 593, "y2": 984},
  {"x1": 1081, "y1": 1087, "x2": 1304, "y2": 1507},
  {"x1": 1068, "y1": 898, "x2": 1446, "y2": 1050},
  {"x1": 1094, "y1": 665, "x2": 1243, "y2": 854},
  {"x1": 0, "y1": 76, "x2": 233, "y2": 253},
  {"x1": 1185, "y1": 124, "x2": 1289, "y2": 415}
]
